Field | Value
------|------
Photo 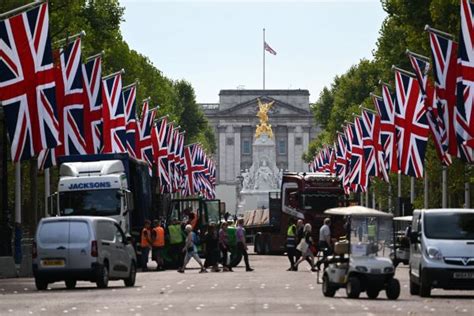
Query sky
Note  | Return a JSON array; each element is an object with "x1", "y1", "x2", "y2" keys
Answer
[{"x1": 120, "y1": 0, "x2": 387, "y2": 103}]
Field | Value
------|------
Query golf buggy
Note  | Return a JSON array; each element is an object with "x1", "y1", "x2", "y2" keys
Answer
[
  {"x1": 390, "y1": 216, "x2": 412, "y2": 267},
  {"x1": 320, "y1": 206, "x2": 400, "y2": 300}
]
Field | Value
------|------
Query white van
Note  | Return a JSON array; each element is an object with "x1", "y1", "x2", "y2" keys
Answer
[
  {"x1": 409, "y1": 209, "x2": 474, "y2": 297},
  {"x1": 33, "y1": 216, "x2": 137, "y2": 290}
]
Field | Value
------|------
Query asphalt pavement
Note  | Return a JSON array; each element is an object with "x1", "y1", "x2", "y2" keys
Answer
[{"x1": 0, "y1": 252, "x2": 473, "y2": 315}]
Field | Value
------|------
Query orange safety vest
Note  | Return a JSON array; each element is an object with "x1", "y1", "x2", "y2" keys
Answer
[
  {"x1": 152, "y1": 226, "x2": 165, "y2": 247},
  {"x1": 141, "y1": 228, "x2": 151, "y2": 248}
]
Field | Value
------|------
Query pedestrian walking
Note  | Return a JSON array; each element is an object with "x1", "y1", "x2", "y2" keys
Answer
[
  {"x1": 286, "y1": 217, "x2": 297, "y2": 271},
  {"x1": 204, "y1": 223, "x2": 220, "y2": 272},
  {"x1": 294, "y1": 223, "x2": 317, "y2": 272},
  {"x1": 168, "y1": 218, "x2": 185, "y2": 267},
  {"x1": 236, "y1": 219, "x2": 254, "y2": 272},
  {"x1": 219, "y1": 222, "x2": 233, "y2": 272},
  {"x1": 151, "y1": 219, "x2": 165, "y2": 271},
  {"x1": 140, "y1": 219, "x2": 152, "y2": 271},
  {"x1": 294, "y1": 219, "x2": 312, "y2": 270},
  {"x1": 316, "y1": 218, "x2": 332, "y2": 270},
  {"x1": 178, "y1": 225, "x2": 207, "y2": 273}
]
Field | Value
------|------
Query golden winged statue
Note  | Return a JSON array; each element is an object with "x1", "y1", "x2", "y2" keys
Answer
[{"x1": 255, "y1": 99, "x2": 275, "y2": 139}]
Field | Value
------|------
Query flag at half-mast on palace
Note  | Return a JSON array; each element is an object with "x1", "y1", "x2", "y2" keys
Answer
[
  {"x1": 0, "y1": 3, "x2": 60, "y2": 162},
  {"x1": 394, "y1": 69, "x2": 430, "y2": 178},
  {"x1": 456, "y1": 0, "x2": 474, "y2": 161},
  {"x1": 83, "y1": 54, "x2": 103, "y2": 154},
  {"x1": 102, "y1": 71, "x2": 127, "y2": 154},
  {"x1": 264, "y1": 42, "x2": 277, "y2": 55}
]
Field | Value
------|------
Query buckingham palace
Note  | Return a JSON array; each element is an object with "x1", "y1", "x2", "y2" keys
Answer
[{"x1": 200, "y1": 89, "x2": 319, "y2": 210}]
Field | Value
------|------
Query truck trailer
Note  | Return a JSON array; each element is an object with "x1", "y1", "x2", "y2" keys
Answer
[{"x1": 245, "y1": 172, "x2": 346, "y2": 254}]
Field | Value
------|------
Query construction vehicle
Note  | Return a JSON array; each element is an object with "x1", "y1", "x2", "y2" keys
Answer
[{"x1": 244, "y1": 172, "x2": 346, "y2": 254}]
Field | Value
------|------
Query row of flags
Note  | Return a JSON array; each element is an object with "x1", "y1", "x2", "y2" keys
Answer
[
  {"x1": 310, "y1": 0, "x2": 474, "y2": 194},
  {"x1": 0, "y1": 2, "x2": 216, "y2": 199}
]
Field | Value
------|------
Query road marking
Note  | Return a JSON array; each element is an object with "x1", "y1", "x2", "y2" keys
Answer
[
  {"x1": 136, "y1": 305, "x2": 142, "y2": 309},
  {"x1": 263, "y1": 304, "x2": 269, "y2": 310},
  {"x1": 430, "y1": 308, "x2": 436, "y2": 312},
  {"x1": 396, "y1": 308, "x2": 402, "y2": 311},
  {"x1": 199, "y1": 304, "x2": 205, "y2": 307},
  {"x1": 129, "y1": 308, "x2": 135, "y2": 312},
  {"x1": 24, "y1": 287, "x2": 28, "y2": 291},
  {"x1": 168, "y1": 304, "x2": 173, "y2": 308},
  {"x1": 40, "y1": 308, "x2": 46, "y2": 311},
  {"x1": 163, "y1": 308, "x2": 168, "y2": 311},
  {"x1": 136, "y1": 288, "x2": 141, "y2": 291},
  {"x1": 71, "y1": 307, "x2": 77, "y2": 310},
  {"x1": 62, "y1": 311, "x2": 67, "y2": 314},
  {"x1": 13, "y1": 291, "x2": 17, "y2": 294},
  {"x1": 96, "y1": 310, "x2": 101, "y2": 313},
  {"x1": 28, "y1": 311, "x2": 33, "y2": 314},
  {"x1": 230, "y1": 306, "x2": 236, "y2": 310},
  {"x1": 186, "y1": 287, "x2": 191, "y2": 290},
  {"x1": 196, "y1": 307, "x2": 201, "y2": 310},
  {"x1": 166, "y1": 285, "x2": 171, "y2": 288}
]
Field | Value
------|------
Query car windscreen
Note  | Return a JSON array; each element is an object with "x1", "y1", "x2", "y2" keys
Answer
[
  {"x1": 59, "y1": 189, "x2": 121, "y2": 216},
  {"x1": 38, "y1": 221, "x2": 69, "y2": 244},
  {"x1": 424, "y1": 212, "x2": 474, "y2": 240}
]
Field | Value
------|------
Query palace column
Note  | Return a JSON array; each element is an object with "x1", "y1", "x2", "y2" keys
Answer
[
  {"x1": 233, "y1": 126, "x2": 241, "y2": 181},
  {"x1": 303, "y1": 126, "x2": 310, "y2": 172},
  {"x1": 218, "y1": 125, "x2": 227, "y2": 183}
]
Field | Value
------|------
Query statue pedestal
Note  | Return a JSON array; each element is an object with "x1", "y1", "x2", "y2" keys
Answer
[{"x1": 239, "y1": 134, "x2": 281, "y2": 212}]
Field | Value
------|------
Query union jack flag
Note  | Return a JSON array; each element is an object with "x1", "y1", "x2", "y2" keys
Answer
[
  {"x1": 342, "y1": 124, "x2": 354, "y2": 194},
  {"x1": 166, "y1": 124, "x2": 177, "y2": 192},
  {"x1": 394, "y1": 70, "x2": 430, "y2": 178},
  {"x1": 348, "y1": 117, "x2": 367, "y2": 192},
  {"x1": 374, "y1": 86, "x2": 399, "y2": 172},
  {"x1": 152, "y1": 117, "x2": 171, "y2": 193},
  {"x1": 0, "y1": 3, "x2": 59, "y2": 162},
  {"x1": 83, "y1": 54, "x2": 103, "y2": 154},
  {"x1": 456, "y1": 0, "x2": 474, "y2": 161},
  {"x1": 123, "y1": 83, "x2": 137, "y2": 158},
  {"x1": 55, "y1": 38, "x2": 87, "y2": 157},
  {"x1": 183, "y1": 144, "x2": 199, "y2": 196},
  {"x1": 408, "y1": 51, "x2": 452, "y2": 165},
  {"x1": 361, "y1": 110, "x2": 389, "y2": 182},
  {"x1": 136, "y1": 99, "x2": 155, "y2": 175},
  {"x1": 428, "y1": 29, "x2": 459, "y2": 157},
  {"x1": 335, "y1": 132, "x2": 347, "y2": 179},
  {"x1": 174, "y1": 132, "x2": 185, "y2": 188},
  {"x1": 102, "y1": 71, "x2": 126, "y2": 153}
]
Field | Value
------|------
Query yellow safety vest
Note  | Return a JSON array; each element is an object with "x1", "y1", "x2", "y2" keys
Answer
[
  {"x1": 287, "y1": 224, "x2": 296, "y2": 237},
  {"x1": 368, "y1": 224, "x2": 376, "y2": 238},
  {"x1": 169, "y1": 224, "x2": 183, "y2": 244}
]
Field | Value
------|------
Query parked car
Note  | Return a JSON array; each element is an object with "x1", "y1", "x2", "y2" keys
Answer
[
  {"x1": 409, "y1": 208, "x2": 474, "y2": 297},
  {"x1": 33, "y1": 216, "x2": 137, "y2": 290}
]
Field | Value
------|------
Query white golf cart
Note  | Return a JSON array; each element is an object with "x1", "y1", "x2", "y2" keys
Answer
[
  {"x1": 390, "y1": 216, "x2": 412, "y2": 267},
  {"x1": 320, "y1": 206, "x2": 400, "y2": 300}
]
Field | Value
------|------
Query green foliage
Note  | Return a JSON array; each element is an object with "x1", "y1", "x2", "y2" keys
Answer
[{"x1": 304, "y1": 0, "x2": 473, "y2": 209}]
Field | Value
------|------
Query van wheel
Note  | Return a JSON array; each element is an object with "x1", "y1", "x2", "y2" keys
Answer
[
  {"x1": 35, "y1": 278, "x2": 48, "y2": 291},
  {"x1": 322, "y1": 274, "x2": 336, "y2": 297},
  {"x1": 65, "y1": 280, "x2": 77, "y2": 289},
  {"x1": 419, "y1": 270, "x2": 431, "y2": 297},
  {"x1": 346, "y1": 277, "x2": 361, "y2": 299},
  {"x1": 96, "y1": 264, "x2": 109, "y2": 289},
  {"x1": 386, "y1": 278, "x2": 400, "y2": 300},
  {"x1": 124, "y1": 262, "x2": 136, "y2": 287},
  {"x1": 366, "y1": 288, "x2": 379, "y2": 299}
]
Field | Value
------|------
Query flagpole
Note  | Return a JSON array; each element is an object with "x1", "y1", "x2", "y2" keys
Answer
[
  {"x1": 442, "y1": 166, "x2": 447, "y2": 208},
  {"x1": 465, "y1": 165, "x2": 471, "y2": 208},
  {"x1": 423, "y1": 169, "x2": 428, "y2": 209},
  {"x1": 263, "y1": 28, "x2": 265, "y2": 90}
]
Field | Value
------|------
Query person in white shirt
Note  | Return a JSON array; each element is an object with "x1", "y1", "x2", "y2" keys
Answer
[{"x1": 316, "y1": 218, "x2": 332, "y2": 270}]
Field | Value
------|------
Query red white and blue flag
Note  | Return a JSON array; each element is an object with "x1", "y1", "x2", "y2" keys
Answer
[
  {"x1": 348, "y1": 118, "x2": 367, "y2": 192},
  {"x1": 374, "y1": 86, "x2": 399, "y2": 172},
  {"x1": 102, "y1": 71, "x2": 126, "y2": 153},
  {"x1": 361, "y1": 110, "x2": 389, "y2": 182},
  {"x1": 55, "y1": 37, "x2": 87, "y2": 157},
  {"x1": 123, "y1": 83, "x2": 137, "y2": 158},
  {"x1": 137, "y1": 99, "x2": 155, "y2": 175},
  {"x1": 83, "y1": 54, "x2": 103, "y2": 154},
  {"x1": 428, "y1": 29, "x2": 460, "y2": 158},
  {"x1": 408, "y1": 51, "x2": 452, "y2": 165},
  {"x1": 152, "y1": 117, "x2": 171, "y2": 193},
  {"x1": 335, "y1": 132, "x2": 347, "y2": 179},
  {"x1": 0, "y1": 3, "x2": 60, "y2": 162},
  {"x1": 342, "y1": 124, "x2": 354, "y2": 194},
  {"x1": 394, "y1": 70, "x2": 430, "y2": 178},
  {"x1": 456, "y1": 0, "x2": 474, "y2": 161}
]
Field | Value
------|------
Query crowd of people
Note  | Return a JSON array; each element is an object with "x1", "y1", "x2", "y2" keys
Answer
[
  {"x1": 286, "y1": 217, "x2": 333, "y2": 272},
  {"x1": 139, "y1": 216, "x2": 254, "y2": 273}
]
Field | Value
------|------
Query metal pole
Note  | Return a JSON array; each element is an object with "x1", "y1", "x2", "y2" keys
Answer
[
  {"x1": 424, "y1": 170, "x2": 429, "y2": 209},
  {"x1": 388, "y1": 182, "x2": 392, "y2": 213},
  {"x1": 44, "y1": 168, "x2": 50, "y2": 217},
  {"x1": 372, "y1": 188, "x2": 376, "y2": 210},
  {"x1": 263, "y1": 28, "x2": 265, "y2": 90},
  {"x1": 410, "y1": 177, "x2": 415, "y2": 204},
  {"x1": 397, "y1": 173, "x2": 402, "y2": 216},
  {"x1": 15, "y1": 162, "x2": 21, "y2": 224},
  {"x1": 365, "y1": 189, "x2": 369, "y2": 208},
  {"x1": 465, "y1": 164, "x2": 471, "y2": 208},
  {"x1": 0, "y1": 0, "x2": 46, "y2": 19},
  {"x1": 442, "y1": 166, "x2": 448, "y2": 208},
  {"x1": 360, "y1": 192, "x2": 363, "y2": 206}
]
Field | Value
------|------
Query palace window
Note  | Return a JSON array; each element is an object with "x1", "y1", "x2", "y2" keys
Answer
[
  {"x1": 242, "y1": 139, "x2": 251, "y2": 155},
  {"x1": 278, "y1": 139, "x2": 286, "y2": 155}
]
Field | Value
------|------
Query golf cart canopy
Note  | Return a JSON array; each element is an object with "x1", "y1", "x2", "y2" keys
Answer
[
  {"x1": 324, "y1": 206, "x2": 393, "y2": 218},
  {"x1": 393, "y1": 216, "x2": 412, "y2": 222}
]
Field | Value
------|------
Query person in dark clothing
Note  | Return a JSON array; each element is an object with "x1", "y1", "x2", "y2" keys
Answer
[
  {"x1": 219, "y1": 222, "x2": 233, "y2": 272},
  {"x1": 294, "y1": 223, "x2": 317, "y2": 272},
  {"x1": 286, "y1": 218, "x2": 297, "y2": 271},
  {"x1": 236, "y1": 219, "x2": 253, "y2": 271},
  {"x1": 204, "y1": 223, "x2": 220, "y2": 272},
  {"x1": 294, "y1": 219, "x2": 312, "y2": 271}
]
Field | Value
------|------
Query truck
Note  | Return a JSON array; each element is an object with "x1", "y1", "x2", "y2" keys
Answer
[
  {"x1": 245, "y1": 172, "x2": 346, "y2": 255},
  {"x1": 47, "y1": 153, "x2": 156, "y2": 243}
]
